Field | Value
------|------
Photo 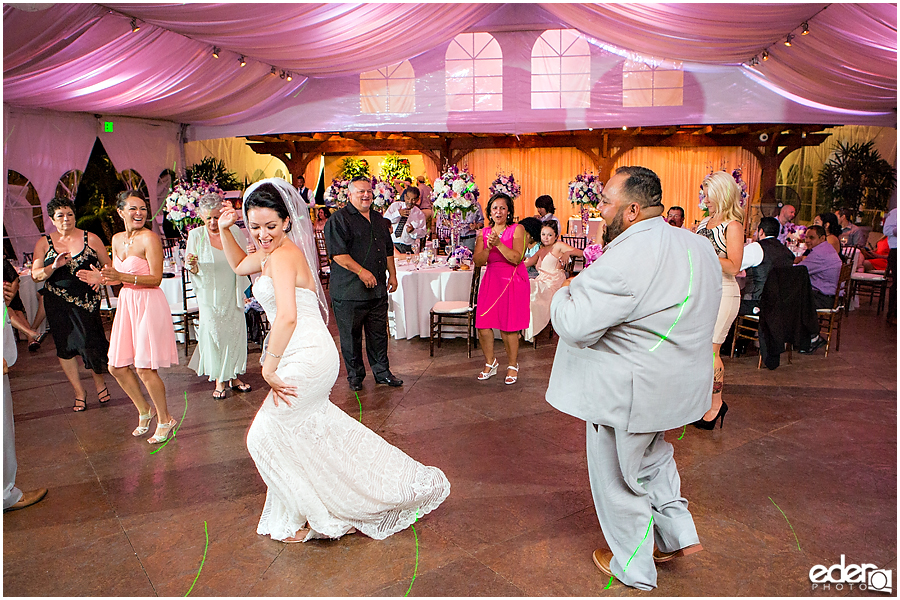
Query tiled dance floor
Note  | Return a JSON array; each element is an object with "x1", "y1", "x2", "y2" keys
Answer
[{"x1": 3, "y1": 302, "x2": 896, "y2": 596}]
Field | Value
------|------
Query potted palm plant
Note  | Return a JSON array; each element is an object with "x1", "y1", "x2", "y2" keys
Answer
[{"x1": 817, "y1": 141, "x2": 896, "y2": 227}]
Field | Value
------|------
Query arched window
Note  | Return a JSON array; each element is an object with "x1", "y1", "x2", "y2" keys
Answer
[
  {"x1": 56, "y1": 169, "x2": 83, "y2": 200},
  {"x1": 360, "y1": 60, "x2": 415, "y2": 114},
  {"x1": 531, "y1": 29, "x2": 591, "y2": 109},
  {"x1": 622, "y1": 58, "x2": 683, "y2": 107},
  {"x1": 445, "y1": 32, "x2": 502, "y2": 112}
]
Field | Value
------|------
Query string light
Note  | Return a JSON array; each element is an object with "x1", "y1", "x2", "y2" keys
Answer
[
  {"x1": 269, "y1": 66, "x2": 277, "y2": 76},
  {"x1": 130, "y1": 18, "x2": 139, "y2": 32},
  {"x1": 286, "y1": 72, "x2": 292, "y2": 81},
  {"x1": 212, "y1": 46, "x2": 220, "y2": 58},
  {"x1": 801, "y1": 21, "x2": 810, "y2": 35},
  {"x1": 239, "y1": 55, "x2": 246, "y2": 67},
  {"x1": 784, "y1": 33, "x2": 794, "y2": 47},
  {"x1": 762, "y1": 50, "x2": 769, "y2": 61},
  {"x1": 280, "y1": 70, "x2": 286, "y2": 79}
]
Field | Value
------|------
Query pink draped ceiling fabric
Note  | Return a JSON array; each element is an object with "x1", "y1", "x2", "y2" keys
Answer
[{"x1": 3, "y1": 3, "x2": 896, "y2": 127}]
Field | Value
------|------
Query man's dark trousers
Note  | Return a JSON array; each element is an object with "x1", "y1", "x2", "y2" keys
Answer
[{"x1": 332, "y1": 296, "x2": 390, "y2": 383}]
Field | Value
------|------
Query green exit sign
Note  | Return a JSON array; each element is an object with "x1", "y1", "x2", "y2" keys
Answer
[{"x1": 104, "y1": 121, "x2": 113, "y2": 132}]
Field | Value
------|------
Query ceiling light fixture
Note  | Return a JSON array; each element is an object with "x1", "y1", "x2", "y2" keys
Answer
[
  {"x1": 784, "y1": 33, "x2": 794, "y2": 47},
  {"x1": 801, "y1": 21, "x2": 810, "y2": 35},
  {"x1": 239, "y1": 55, "x2": 246, "y2": 67},
  {"x1": 212, "y1": 46, "x2": 220, "y2": 58},
  {"x1": 286, "y1": 72, "x2": 292, "y2": 81},
  {"x1": 270, "y1": 66, "x2": 277, "y2": 76},
  {"x1": 762, "y1": 50, "x2": 769, "y2": 61},
  {"x1": 130, "y1": 18, "x2": 139, "y2": 32}
]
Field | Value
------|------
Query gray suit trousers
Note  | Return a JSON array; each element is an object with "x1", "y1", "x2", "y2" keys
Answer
[
  {"x1": 587, "y1": 423, "x2": 699, "y2": 590},
  {"x1": 4, "y1": 373, "x2": 22, "y2": 509}
]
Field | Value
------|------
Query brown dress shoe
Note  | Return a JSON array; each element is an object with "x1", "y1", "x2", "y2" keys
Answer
[
  {"x1": 592, "y1": 549, "x2": 616, "y2": 579},
  {"x1": 4, "y1": 488, "x2": 47, "y2": 512},
  {"x1": 653, "y1": 543, "x2": 703, "y2": 563}
]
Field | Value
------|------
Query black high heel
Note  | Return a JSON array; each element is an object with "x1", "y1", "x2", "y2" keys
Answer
[{"x1": 692, "y1": 401, "x2": 728, "y2": 430}]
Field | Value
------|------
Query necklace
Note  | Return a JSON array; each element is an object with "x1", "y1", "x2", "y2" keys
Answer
[{"x1": 122, "y1": 230, "x2": 139, "y2": 249}]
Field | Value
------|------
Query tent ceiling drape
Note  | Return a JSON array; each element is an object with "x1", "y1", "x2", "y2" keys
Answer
[{"x1": 3, "y1": 3, "x2": 896, "y2": 130}]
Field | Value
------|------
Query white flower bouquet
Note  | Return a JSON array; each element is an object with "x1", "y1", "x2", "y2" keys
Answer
[
  {"x1": 324, "y1": 178, "x2": 349, "y2": 207},
  {"x1": 431, "y1": 165, "x2": 479, "y2": 216},
  {"x1": 165, "y1": 179, "x2": 223, "y2": 232}
]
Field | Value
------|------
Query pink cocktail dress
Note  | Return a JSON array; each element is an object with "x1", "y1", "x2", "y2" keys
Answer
[
  {"x1": 108, "y1": 255, "x2": 179, "y2": 369},
  {"x1": 475, "y1": 225, "x2": 530, "y2": 331}
]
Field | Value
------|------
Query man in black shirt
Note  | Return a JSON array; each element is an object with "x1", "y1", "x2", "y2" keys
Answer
[{"x1": 324, "y1": 177, "x2": 402, "y2": 391}]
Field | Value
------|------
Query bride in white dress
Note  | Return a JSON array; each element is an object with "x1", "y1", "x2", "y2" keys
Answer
[{"x1": 218, "y1": 179, "x2": 450, "y2": 542}]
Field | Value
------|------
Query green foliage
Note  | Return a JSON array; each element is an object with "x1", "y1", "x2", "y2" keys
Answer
[
  {"x1": 339, "y1": 157, "x2": 371, "y2": 180},
  {"x1": 74, "y1": 140, "x2": 126, "y2": 244},
  {"x1": 185, "y1": 156, "x2": 241, "y2": 191},
  {"x1": 379, "y1": 153, "x2": 411, "y2": 183},
  {"x1": 817, "y1": 141, "x2": 896, "y2": 219}
]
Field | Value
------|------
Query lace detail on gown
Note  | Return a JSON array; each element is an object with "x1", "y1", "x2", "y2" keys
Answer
[{"x1": 248, "y1": 276, "x2": 450, "y2": 541}]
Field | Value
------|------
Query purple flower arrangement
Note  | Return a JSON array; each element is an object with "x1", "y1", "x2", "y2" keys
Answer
[
  {"x1": 432, "y1": 165, "x2": 479, "y2": 216},
  {"x1": 489, "y1": 172, "x2": 521, "y2": 200},
  {"x1": 324, "y1": 178, "x2": 350, "y2": 207},
  {"x1": 568, "y1": 172, "x2": 602, "y2": 206}
]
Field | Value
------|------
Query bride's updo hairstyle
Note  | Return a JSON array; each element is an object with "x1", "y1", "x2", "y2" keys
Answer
[{"x1": 244, "y1": 182, "x2": 292, "y2": 232}]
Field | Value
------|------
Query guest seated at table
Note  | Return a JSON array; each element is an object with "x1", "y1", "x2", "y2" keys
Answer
[
  {"x1": 666, "y1": 206, "x2": 685, "y2": 228},
  {"x1": 798, "y1": 225, "x2": 843, "y2": 354},
  {"x1": 738, "y1": 217, "x2": 796, "y2": 316},
  {"x1": 383, "y1": 187, "x2": 427, "y2": 255},
  {"x1": 534, "y1": 195, "x2": 561, "y2": 232},
  {"x1": 812, "y1": 212, "x2": 842, "y2": 254},
  {"x1": 523, "y1": 221, "x2": 583, "y2": 342},
  {"x1": 314, "y1": 206, "x2": 331, "y2": 233},
  {"x1": 32, "y1": 197, "x2": 114, "y2": 411},
  {"x1": 520, "y1": 217, "x2": 543, "y2": 279},
  {"x1": 78, "y1": 190, "x2": 179, "y2": 442},
  {"x1": 861, "y1": 235, "x2": 889, "y2": 272},
  {"x1": 3, "y1": 256, "x2": 44, "y2": 350},
  {"x1": 835, "y1": 208, "x2": 866, "y2": 248},
  {"x1": 185, "y1": 193, "x2": 252, "y2": 400}
]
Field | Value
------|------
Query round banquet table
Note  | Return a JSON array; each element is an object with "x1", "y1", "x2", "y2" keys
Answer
[{"x1": 389, "y1": 261, "x2": 475, "y2": 340}]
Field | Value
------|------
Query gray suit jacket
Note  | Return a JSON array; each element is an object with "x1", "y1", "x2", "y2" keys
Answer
[{"x1": 546, "y1": 216, "x2": 722, "y2": 433}]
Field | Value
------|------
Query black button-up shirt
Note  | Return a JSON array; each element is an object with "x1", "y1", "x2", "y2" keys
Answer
[{"x1": 323, "y1": 202, "x2": 394, "y2": 301}]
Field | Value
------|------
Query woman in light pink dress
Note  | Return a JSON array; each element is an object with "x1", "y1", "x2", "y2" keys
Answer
[
  {"x1": 79, "y1": 191, "x2": 179, "y2": 443},
  {"x1": 473, "y1": 193, "x2": 529, "y2": 384}
]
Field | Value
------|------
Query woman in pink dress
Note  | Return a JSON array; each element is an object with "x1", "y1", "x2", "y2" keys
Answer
[
  {"x1": 79, "y1": 191, "x2": 179, "y2": 443},
  {"x1": 473, "y1": 193, "x2": 529, "y2": 384}
]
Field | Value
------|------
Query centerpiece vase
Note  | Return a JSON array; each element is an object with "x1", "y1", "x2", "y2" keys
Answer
[
  {"x1": 450, "y1": 210, "x2": 462, "y2": 252},
  {"x1": 581, "y1": 206, "x2": 590, "y2": 241}
]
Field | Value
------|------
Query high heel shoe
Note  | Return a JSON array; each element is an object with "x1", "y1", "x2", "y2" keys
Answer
[
  {"x1": 132, "y1": 412, "x2": 155, "y2": 436},
  {"x1": 148, "y1": 418, "x2": 177, "y2": 444},
  {"x1": 477, "y1": 359, "x2": 499, "y2": 381},
  {"x1": 692, "y1": 401, "x2": 728, "y2": 430},
  {"x1": 505, "y1": 364, "x2": 519, "y2": 385}
]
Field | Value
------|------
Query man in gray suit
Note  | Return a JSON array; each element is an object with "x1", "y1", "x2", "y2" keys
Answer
[{"x1": 546, "y1": 166, "x2": 721, "y2": 590}]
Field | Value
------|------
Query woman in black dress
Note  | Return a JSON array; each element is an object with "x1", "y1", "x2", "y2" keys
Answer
[{"x1": 31, "y1": 197, "x2": 113, "y2": 412}]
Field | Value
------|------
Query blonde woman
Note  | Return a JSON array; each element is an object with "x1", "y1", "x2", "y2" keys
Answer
[{"x1": 693, "y1": 171, "x2": 744, "y2": 430}]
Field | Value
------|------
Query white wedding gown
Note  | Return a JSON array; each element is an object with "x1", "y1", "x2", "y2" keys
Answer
[{"x1": 247, "y1": 276, "x2": 451, "y2": 541}]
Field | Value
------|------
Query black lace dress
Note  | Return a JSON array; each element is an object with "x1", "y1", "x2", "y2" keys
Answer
[{"x1": 39, "y1": 232, "x2": 109, "y2": 373}]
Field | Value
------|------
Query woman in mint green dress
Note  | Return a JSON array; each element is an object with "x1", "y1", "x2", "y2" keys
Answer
[{"x1": 185, "y1": 194, "x2": 252, "y2": 399}]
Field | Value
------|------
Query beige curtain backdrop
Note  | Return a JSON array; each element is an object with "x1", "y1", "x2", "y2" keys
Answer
[
  {"x1": 612, "y1": 146, "x2": 761, "y2": 229},
  {"x1": 458, "y1": 147, "x2": 596, "y2": 227},
  {"x1": 457, "y1": 146, "x2": 760, "y2": 230}
]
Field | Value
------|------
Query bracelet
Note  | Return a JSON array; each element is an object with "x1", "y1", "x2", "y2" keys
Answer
[
  {"x1": 358, "y1": 267, "x2": 364, "y2": 276},
  {"x1": 264, "y1": 349, "x2": 282, "y2": 359},
  {"x1": 133, "y1": 275, "x2": 138, "y2": 285}
]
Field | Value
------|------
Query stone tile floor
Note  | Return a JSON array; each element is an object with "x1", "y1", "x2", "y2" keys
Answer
[{"x1": 3, "y1": 302, "x2": 895, "y2": 596}]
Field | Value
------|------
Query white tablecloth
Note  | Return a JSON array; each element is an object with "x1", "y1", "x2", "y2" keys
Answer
[
  {"x1": 566, "y1": 217, "x2": 604, "y2": 242},
  {"x1": 389, "y1": 262, "x2": 474, "y2": 339}
]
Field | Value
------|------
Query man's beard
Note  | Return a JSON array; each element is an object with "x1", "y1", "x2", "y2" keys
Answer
[{"x1": 602, "y1": 208, "x2": 626, "y2": 245}]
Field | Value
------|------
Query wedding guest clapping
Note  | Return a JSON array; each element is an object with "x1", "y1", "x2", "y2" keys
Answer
[
  {"x1": 32, "y1": 197, "x2": 113, "y2": 411},
  {"x1": 78, "y1": 191, "x2": 179, "y2": 443},
  {"x1": 185, "y1": 193, "x2": 252, "y2": 400}
]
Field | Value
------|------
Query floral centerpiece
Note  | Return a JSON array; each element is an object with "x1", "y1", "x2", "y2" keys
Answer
[
  {"x1": 568, "y1": 172, "x2": 603, "y2": 239},
  {"x1": 324, "y1": 178, "x2": 349, "y2": 207},
  {"x1": 165, "y1": 179, "x2": 224, "y2": 235},
  {"x1": 489, "y1": 172, "x2": 521, "y2": 200},
  {"x1": 448, "y1": 245, "x2": 473, "y2": 270},
  {"x1": 432, "y1": 165, "x2": 480, "y2": 252},
  {"x1": 370, "y1": 177, "x2": 394, "y2": 210}
]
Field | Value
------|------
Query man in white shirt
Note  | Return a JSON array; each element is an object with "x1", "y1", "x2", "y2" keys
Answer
[
  {"x1": 383, "y1": 187, "x2": 428, "y2": 254},
  {"x1": 294, "y1": 175, "x2": 312, "y2": 206}
]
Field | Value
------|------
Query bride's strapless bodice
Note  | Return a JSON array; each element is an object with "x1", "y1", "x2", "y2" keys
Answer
[{"x1": 252, "y1": 275, "x2": 336, "y2": 364}]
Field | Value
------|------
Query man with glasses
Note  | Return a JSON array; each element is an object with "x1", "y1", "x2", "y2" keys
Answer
[{"x1": 546, "y1": 166, "x2": 722, "y2": 590}]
